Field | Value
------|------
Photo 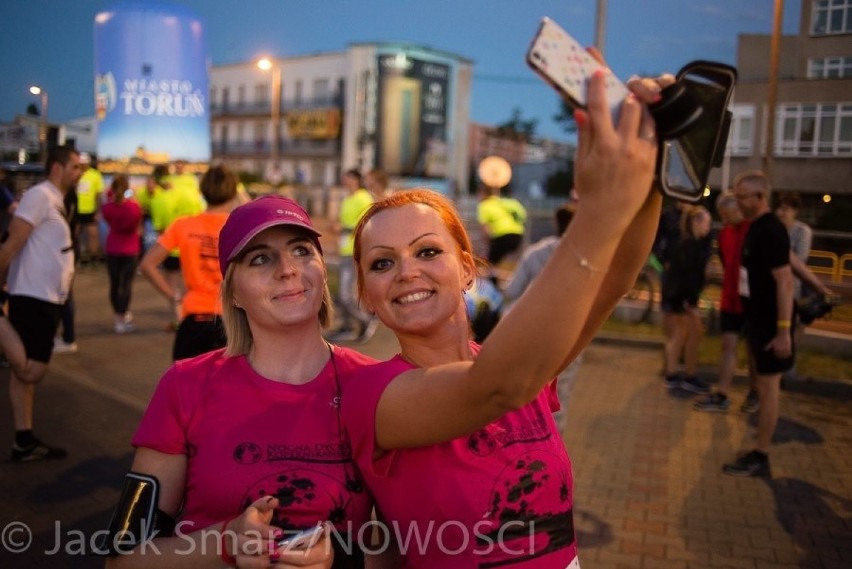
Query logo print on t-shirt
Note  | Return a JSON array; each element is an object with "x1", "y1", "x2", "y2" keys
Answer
[
  {"x1": 241, "y1": 468, "x2": 353, "y2": 531},
  {"x1": 476, "y1": 450, "x2": 575, "y2": 567},
  {"x1": 233, "y1": 442, "x2": 263, "y2": 465}
]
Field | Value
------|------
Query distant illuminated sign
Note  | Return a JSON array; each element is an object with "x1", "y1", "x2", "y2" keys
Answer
[
  {"x1": 376, "y1": 54, "x2": 450, "y2": 178},
  {"x1": 94, "y1": 3, "x2": 210, "y2": 173},
  {"x1": 284, "y1": 109, "x2": 341, "y2": 139}
]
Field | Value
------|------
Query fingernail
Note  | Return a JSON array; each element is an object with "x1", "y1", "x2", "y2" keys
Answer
[
  {"x1": 651, "y1": 93, "x2": 663, "y2": 103},
  {"x1": 273, "y1": 529, "x2": 284, "y2": 540},
  {"x1": 573, "y1": 110, "x2": 587, "y2": 127},
  {"x1": 270, "y1": 551, "x2": 281, "y2": 561}
]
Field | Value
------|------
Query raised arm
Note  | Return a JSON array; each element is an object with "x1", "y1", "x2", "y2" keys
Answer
[{"x1": 375, "y1": 70, "x2": 659, "y2": 449}]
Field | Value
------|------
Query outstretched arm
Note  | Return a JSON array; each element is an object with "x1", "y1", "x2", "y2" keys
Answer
[{"x1": 375, "y1": 69, "x2": 660, "y2": 450}]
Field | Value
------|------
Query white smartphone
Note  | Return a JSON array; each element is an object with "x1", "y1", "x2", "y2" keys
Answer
[
  {"x1": 526, "y1": 17, "x2": 629, "y2": 123},
  {"x1": 275, "y1": 522, "x2": 327, "y2": 551}
]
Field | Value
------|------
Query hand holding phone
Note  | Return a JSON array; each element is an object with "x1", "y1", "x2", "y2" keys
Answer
[
  {"x1": 275, "y1": 522, "x2": 329, "y2": 551},
  {"x1": 526, "y1": 17, "x2": 629, "y2": 124}
]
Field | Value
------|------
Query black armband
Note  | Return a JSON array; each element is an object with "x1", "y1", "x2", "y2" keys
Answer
[{"x1": 95, "y1": 472, "x2": 177, "y2": 556}]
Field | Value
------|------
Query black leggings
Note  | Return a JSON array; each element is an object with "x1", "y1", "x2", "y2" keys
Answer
[{"x1": 106, "y1": 255, "x2": 137, "y2": 314}]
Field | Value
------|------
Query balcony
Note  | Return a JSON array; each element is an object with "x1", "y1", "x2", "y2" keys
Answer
[
  {"x1": 211, "y1": 95, "x2": 343, "y2": 118},
  {"x1": 211, "y1": 138, "x2": 341, "y2": 158}
]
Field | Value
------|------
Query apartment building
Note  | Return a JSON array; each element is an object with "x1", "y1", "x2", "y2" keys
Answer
[
  {"x1": 210, "y1": 42, "x2": 473, "y2": 194},
  {"x1": 716, "y1": 0, "x2": 852, "y2": 220}
]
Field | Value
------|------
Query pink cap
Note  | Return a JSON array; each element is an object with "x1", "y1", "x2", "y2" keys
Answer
[{"x1": 218, "y1": 195, "x2": 322, "y2": 275}]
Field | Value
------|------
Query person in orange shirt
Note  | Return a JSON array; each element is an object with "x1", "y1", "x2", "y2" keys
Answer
[{"x1": 140, "y1": 165, "x2": 239, "y2": 360}]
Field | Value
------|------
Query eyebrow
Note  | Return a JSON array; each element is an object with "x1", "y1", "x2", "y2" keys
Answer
[{"x1": 367, "y1": 232, "x2": 440, "y2": 252}]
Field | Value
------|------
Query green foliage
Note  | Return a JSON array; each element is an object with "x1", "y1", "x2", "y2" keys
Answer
[
  {"x1": 545, "y1": 164, "x2": 574, "y2": 196},
  {"x1": 495, "y1": 107, "x2": 538, "y2": 142},
  {"x1": 552, "y1": 98, "x2": 578, "y2": 134}
]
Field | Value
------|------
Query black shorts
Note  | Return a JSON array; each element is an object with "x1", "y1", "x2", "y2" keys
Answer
[
  {"x1": 661, "y1": 296, "x2": 698, "y2": 315},
  {"x1": 78, "y1": 212, "x2": 96, "y2": 225},
  {"x1": 745, "y1": 325, "x2": 794, "y2": 375},
  {"x1": 8, "y1": 296, "x2": 63, "y2": 363},
  {"x1": 173, "y1": 314, "x2": 226, "y2": 361},
  {"x1": 161, "y1": 256, "x2": 181, "y2": 272},
  {"x1": 720, "y1": 311, "x2": 745, "y2": 334}
]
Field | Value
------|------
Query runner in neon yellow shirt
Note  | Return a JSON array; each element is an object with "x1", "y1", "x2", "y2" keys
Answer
[
  {"x1": 329, "y1": 169, "x2": 376, "y2": 342},
  {"x1": 76, "y1": 153, "x2": 105, "y2": 263}
]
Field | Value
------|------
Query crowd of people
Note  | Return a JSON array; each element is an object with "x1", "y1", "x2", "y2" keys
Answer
[{"x1": 0, "y1": 67, "x2": 841, "y2": 568}]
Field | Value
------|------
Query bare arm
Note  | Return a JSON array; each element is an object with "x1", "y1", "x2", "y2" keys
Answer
[
  {"x1": 558, "y1": 189, "x2": 662, "y2": 370},
  {"x1": 375, "y1": 71, "x2": 659, "y2": 450},
  {"x1": 789, "y1": 252, "x2": 830, "y2": 295},
  {"x1": 0, "y1": 217, "x2": 33, "y2": 283},
  {"x1": 765, "y1": 265, "x2": 795, "y2": 358},
  {"x1": 139, "y1": 243, "x2": 180, "y2": 302}
]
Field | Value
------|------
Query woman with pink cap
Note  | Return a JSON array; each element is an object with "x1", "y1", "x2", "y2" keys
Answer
[{"x1": 103, "y1": 195, "x2": 376, "y2": 568}]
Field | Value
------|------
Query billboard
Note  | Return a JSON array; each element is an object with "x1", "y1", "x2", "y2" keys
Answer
[
  {"x1": 375, "y1": 53, "x2": 449, "y2": 178},
  {"x1": 94, "y1": 2, "x2": 209, "y2": 174}
]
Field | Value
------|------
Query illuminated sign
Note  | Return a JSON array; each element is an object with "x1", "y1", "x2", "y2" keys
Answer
[
  {"x1": 94, "y1": 3, "x2": 210, "y2": 171},
  {"x1": 284, "y1": 109, "x2": 342, "y2": 139}
]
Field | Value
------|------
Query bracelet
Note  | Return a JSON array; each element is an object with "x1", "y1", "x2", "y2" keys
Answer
[
  {"x1": 566, "y1": 241, "x2": 606, "y2": 274},
  {"x1": 776, "y1": 320, "x2": 791, "y2": 329},
  {"x1": 220, "y1": 518, "x2": 238, "y2": 567}
]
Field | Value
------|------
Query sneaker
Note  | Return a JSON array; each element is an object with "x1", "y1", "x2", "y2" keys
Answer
[
  {"x1": 114, "y1": 321, "x2": 135, "y2": 334},
  {"x1": 52, "y1": 339, "x2": 78, "y2": 355},
  {"x1": 355, "y1": 319, "x2": 379, "y2": 344},
  {"x1": 694, "y1": 392, "x2": 731, "y2": 412},
  {"x1": 680, "y1": 375, "x2": 710, "y2": 394},
  {"x1": 11, "y1": 440, "x2": 68, "y2": 462},
  {"x1": 664, "y1": 373, "x2": 682, "y2": 389},
  {"x1": 722, "y1": 450, "x2": 770, "y2": 477},
  {"x1": 740, "y1": 389, "x2": 760, "y2": 413}
]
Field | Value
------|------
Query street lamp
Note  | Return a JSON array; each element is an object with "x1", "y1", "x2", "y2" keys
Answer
[
  {"x1": 29, "y1": 85, "x2": 49, "y2": 161},
  {"x1": 256, "y1": 58, "x2": 281, "y2": 166}
]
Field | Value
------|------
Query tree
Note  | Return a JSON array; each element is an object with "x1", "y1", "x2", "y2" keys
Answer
[
  {"x1": 545, "y1": 162, "x2": 574, "y2": 197},
  {"x1": 553, "y1": 98, "x2": 578, "y2": 135},
  {"x1": 26, "y1": 103, "x2": 40, "y2": 116},
  {"x1": 494, "y1": 107, "x2": 538, "y2": 142}
]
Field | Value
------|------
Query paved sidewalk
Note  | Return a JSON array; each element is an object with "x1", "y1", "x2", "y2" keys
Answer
[{"x1": 1, "y1": 267, "x2": 850, "y2": 568}]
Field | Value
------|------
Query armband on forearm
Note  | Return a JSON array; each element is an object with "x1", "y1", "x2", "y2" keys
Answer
[{"x1": 95, "y1": 472, "x2": 177, "y2": 556}]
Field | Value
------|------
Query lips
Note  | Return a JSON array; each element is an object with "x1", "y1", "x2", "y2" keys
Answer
[
  {"x1": 273, "y1": 288, "x2": 308, "y2": 300},
  {"x1": 394, "y1": 290, "x2": 434, "y2": 305}
]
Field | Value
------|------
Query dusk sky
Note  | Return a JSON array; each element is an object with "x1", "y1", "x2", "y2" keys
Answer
[{"x1": 1, "y1": 0, "x2": 801, "y2": 141}]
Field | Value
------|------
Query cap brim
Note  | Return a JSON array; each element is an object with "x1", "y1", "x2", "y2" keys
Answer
[{"x1": 226, "y1": 219, "x2": 323, "y2": 266}]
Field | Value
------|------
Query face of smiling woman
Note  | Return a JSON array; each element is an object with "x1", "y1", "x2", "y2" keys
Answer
[
  {"x1": 358, "y1": 203, "x2": 476, "y2": 337},
  {"x1": 231, "y1": 226, "x2": 327, "y2": 335}
]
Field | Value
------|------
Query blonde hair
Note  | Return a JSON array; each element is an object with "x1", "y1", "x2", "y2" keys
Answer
[{"x1": 220, "y1": 252, "x2": 334, "y2": 357}]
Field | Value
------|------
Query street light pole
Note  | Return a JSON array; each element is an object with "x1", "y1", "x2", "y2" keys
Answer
[
  {"x1": 29, "y1": 85, "x2": 48, "y2": 161},
  {"x1": 257, "y1": 58, "x2": 281, "y2": 168},
  {"x1": 594, "y1": 0, "x2": 608, "y2": 56},
  {"x1": 763, "y1": 0, "x2": 784, "y2": 183}
]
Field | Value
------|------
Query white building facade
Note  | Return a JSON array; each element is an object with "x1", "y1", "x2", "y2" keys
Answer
[{"x1": 210, "y1": 42, "x2": 473, "y2": 195}]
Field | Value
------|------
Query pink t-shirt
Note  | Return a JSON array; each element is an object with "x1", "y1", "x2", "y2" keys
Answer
[
  {"x1": 341, "y1": 348, "x2": 579, "y2": 568},
  {"x1": 102, "y1": 199, "x2": 142, "y2": 256},
  {"x1": 133, "y1": 346, "x2": 377, "y2": 554}
]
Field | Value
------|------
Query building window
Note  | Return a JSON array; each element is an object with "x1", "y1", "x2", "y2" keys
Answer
[
  {"x1": 807, "y1": 56, "x2": 852, "y2": 78},
  {"x1": 776, "y1": 103, "x2": 852, "y2": 156},
  {"x1": 811, "y1": 0, "x2": 852, "y2": 35},
  {"x1": 209, "y1": 86, "x2": 217, "y2": 107},
  {"x1": 728, "y1": 105, "x2": 755, "y2": 155},
  {"x1": 294, "y1": 80, "x2": 303, "y2": 104},
  {"x1": 313, "y1": 79, "x2": 329, "y2": 104},
  {"x1": 255, "y1": 83, "x2": 269, "y2": 105},
  {"x1": 237, "y1": 85, "x2": 246, "y2": 108}
]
